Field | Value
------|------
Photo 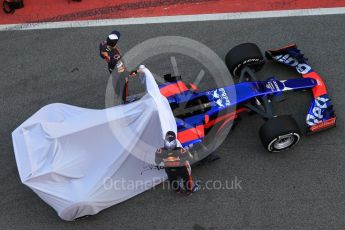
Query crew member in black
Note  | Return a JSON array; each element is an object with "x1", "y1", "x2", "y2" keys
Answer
[
  {"x1": 100, "y1": 30, "x2": 133, "y2": 103},
  {"x1": 99, "y1": 30, "x2": 123, "y2": 74},
  {"x1": 155, "y1": 131, "x2": 199, "y2": 194}
]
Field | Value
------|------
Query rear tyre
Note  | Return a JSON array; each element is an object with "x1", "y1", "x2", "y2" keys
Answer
[
  {"x1": 225, "y1": 43, "x2": 265, "y2": 78},
  {"x1": 3, "y1": 1, "x2": 15, "y2": 14},
  {"x1": 259, "y1": 115, "x2": 301, "y2": 152},
  {"x1": 164, "y1": 74, "x2": 181, "y2": 83}
]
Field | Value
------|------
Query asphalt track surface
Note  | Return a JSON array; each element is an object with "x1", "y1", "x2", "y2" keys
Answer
[{"x1": 1, "y1": 14, "x2": 345, "y2": 229}]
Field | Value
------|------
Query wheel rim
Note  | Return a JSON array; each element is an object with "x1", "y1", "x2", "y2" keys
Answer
[{"x1": 273, "y1": 135, "x2": 295, "y2": 150}]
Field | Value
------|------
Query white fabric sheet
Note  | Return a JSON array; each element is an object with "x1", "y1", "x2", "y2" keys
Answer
[{"x1": 12, "y1": 67, "x2": 176, "y2": 220}]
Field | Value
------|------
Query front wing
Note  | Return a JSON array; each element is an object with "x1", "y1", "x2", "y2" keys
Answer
[{"x1": 266, "y1": 44, "x2": 336, "y2": 133}]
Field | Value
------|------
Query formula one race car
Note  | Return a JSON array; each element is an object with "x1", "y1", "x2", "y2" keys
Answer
[
  {"x1": 157, "y1": 43, "x2": 336, "y2": 152},
  {"x1": 12, "y1": 43, "x2": 337, "y2": 221}
]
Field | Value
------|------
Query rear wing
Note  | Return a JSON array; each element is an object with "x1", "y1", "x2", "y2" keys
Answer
[{"x1": 266, "y1": 44, "x2": 336, "y2": 133}]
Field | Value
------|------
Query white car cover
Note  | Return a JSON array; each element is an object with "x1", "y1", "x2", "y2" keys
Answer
[{"x1": 12, "y1": 67, "x2": 177, "y2": 221}]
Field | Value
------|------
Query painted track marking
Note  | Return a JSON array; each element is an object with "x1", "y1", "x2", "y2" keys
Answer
[{"x1": 1, "y1": 7, "x2": 345, "y2": 31}]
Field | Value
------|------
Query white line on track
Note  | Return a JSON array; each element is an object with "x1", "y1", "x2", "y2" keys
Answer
[{"x1": 1, "y1": 7, "x2": 345, "y2": 31}]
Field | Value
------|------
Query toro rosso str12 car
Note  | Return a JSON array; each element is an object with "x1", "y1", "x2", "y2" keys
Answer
[
  {"x1": 157, "y1": 43, "x2": 336, "y2": 152},
  {"x1": 11, "y1": 43, "x2": 337, "y2": 220}
]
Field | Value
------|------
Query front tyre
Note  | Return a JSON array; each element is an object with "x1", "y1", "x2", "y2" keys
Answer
[
  {"x1": 225, "y1": 43, "x2": 265, "y2": 78},
  {"x1": 259, "y1": 115, "x2": 301, "y2": 152}
]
